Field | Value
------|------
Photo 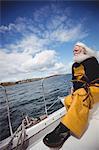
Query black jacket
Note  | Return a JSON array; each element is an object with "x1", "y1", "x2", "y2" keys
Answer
[{"x1": 72, "y1": 57, "x2": 99, "y2": 91}]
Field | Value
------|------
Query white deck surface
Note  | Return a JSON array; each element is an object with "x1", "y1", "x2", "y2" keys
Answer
[{"x1": 28, "y1": 103, "x2": 99, "y2": 150}]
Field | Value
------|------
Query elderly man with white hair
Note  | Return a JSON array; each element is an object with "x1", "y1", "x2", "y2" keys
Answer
[{"x1": 43, "y1": 42, "x2": 99, "y2": 148}]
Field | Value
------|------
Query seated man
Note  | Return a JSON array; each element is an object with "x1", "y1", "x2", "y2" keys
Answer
[{"x1": 43, "y1": 42, "x2": 99, "y2": 148}]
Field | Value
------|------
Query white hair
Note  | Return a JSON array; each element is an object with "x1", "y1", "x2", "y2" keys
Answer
[{"x1": 74, "y1": 42, "x2": 99, "y2": 63}]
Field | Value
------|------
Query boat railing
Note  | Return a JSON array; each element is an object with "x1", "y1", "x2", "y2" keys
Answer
[
  {"x1": 41, "y1": 78, "x2": 62, "y2": 117},
  {"x1": 0, "y1": 85, "x2": 13, "y2": 137},
  {"x1": 41, "y1": 78, "x2": 48, "y2": 116},
  {"x1": 0, "y1": 78, "x2": 61, "y2": 139},
  {"x1": 0, "y1": 78, "x2": 64, "y2": 144}
]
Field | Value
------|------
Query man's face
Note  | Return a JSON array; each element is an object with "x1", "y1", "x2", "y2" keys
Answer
[{"x1": 73, "y1": 45, "x2": 85, "y2": 56}]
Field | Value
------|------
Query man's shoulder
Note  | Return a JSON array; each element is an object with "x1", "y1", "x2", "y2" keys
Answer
[
  {"x1": 82, "y1": 57, "x2": 98, "y2": 65},
  {"x1": 72, "y1": 57, "x2": 98, "y2": 68}
]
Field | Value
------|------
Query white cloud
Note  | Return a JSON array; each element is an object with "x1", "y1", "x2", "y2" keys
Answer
[
  {"x1": 0, "y1": 4, "x2": 89, "y2": 82},
  {"x1": 8, "y1": 35, "x2": 48, "y2": 55},
  {"x1": 50, "y1": 24, "x2": 88, "y2": 42},
  {"x1": 0, "y1": 25, "x2": 9, "y2": 33},
  {"x1": 0, "y1": 17, "x2": 27, "y2": 33},
  {"x1": 0, "y1": 49, "x2": 66, "y2": 82},
  {"x1": 0, "y1": 5, "x2": 88, "y2": 43},
  {"x1": 22, "y1": 50, "x2": 57, "y2": 71},
  {"x1": 65, "y1": 61, "x2": 73, "y2": 74},
  {"x1": 96, "y1": 51, "x2": 99, "y2": 62}
]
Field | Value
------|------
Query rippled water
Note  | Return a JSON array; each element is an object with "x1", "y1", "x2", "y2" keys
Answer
[{"x1": 0, "y1": 74, "x2": 72, "y2": 141}]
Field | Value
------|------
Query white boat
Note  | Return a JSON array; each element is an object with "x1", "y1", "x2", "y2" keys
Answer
[
  {"x1": 26, "y1": 101, "x2": 99, "y2": 150},
  {"x1": 0, "y1": 82, "x2": 99, "y2": 150},
  {"x1": 0, "y1": 97, "x2": 99, "y2": 150}
]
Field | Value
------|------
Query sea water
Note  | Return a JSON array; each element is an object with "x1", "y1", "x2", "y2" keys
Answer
[{"x1": 0, "y1": 74, "x2": 72, "y2": 141}]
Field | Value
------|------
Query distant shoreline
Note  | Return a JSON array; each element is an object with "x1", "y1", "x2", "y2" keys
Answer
[{"x1": 0, "y1": 74, "x2": 71, "y2": 87}]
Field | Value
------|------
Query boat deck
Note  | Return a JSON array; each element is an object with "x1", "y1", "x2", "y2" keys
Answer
[
  {"x1": 0, "y1": 102, "x2": 99, "y2": 150},
  {"x1": 27, "y1": 103, "x2": 99, "y2": 150}
]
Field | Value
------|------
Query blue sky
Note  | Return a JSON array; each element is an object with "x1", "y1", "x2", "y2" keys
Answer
[{"x1": 0, "y1": 1, "x2": 99, "y2": 82}]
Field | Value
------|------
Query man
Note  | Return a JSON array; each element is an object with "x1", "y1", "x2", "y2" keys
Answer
[{"x1": 43, "y1": 42, "x2": 99, "y2": 148}]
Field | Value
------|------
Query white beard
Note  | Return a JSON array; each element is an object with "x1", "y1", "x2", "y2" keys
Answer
[{"x1": 73, "y1": 53, "x2": 92, "y2": 63}]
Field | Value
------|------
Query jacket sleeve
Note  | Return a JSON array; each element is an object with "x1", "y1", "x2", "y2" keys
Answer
[
  {"x1": 72, "y1": 57, "x2": 99, "y2": 91},
  {"x1": 82, "y1": 57, "x2": 99, "y2": 83}
]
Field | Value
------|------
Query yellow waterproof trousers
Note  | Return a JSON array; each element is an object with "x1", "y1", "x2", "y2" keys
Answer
[{"x1": 61, "y1": 84, "x2": 99, "y2": 138}]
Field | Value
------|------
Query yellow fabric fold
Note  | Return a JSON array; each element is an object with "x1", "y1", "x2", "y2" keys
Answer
[{"x1": 61, "y1": 85, "x2": 99, "y2": 138}]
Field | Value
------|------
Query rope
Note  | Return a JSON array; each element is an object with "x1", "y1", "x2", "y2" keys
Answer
[
  {"x1": 15, "y1": 119, "x2": 27, "y2": 150},
  {"x1": 7, "y1": 114, "x2": 47, "y2": 150},
  {"x1": 71, "y1": 78, "x2": 99, "y2": 109},
  {"x1": 71, "y1": 78, "x2": 99, "y2": 86}
]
